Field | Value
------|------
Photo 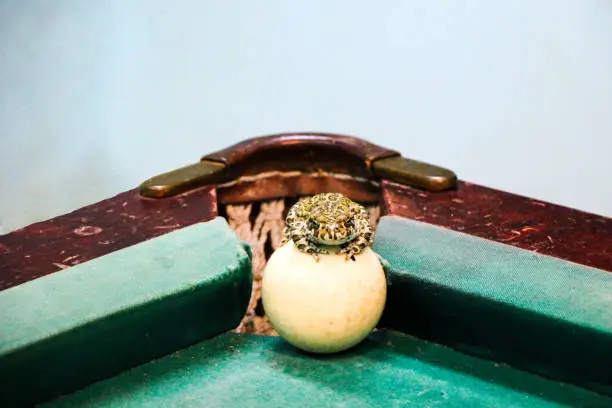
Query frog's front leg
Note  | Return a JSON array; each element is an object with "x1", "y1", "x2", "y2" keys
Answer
[
  {"x1": 285, "y1": 216, "x2": 328, "y2": 261},
  {"x1": 281, "y1": 200, "x2": 307, "y2": 247},
  {"x1": 293, "y1": 236, "x2": 328, "y2": 262},
  {"x1": 340, "y1": 208, "x2": 374, "y2": 260},
  {"x1": 280, "y1": 225, "x2": 292, "y2": 246},
  {"x1": 340, "y1": 235, "x2": 371, "y2": 261}
]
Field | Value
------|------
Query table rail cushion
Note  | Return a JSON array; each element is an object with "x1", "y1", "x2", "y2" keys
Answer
[
  {"x1": 374, "y1": 215, "x2": 612, "y2": 397},
  {"x1": 0, "y1": 217, "x2": 252, "y2": 407}
]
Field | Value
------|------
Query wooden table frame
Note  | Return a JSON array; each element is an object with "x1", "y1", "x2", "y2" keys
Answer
[{"x1": 2, "y1": 133, "x2": 611, "y2": 291}]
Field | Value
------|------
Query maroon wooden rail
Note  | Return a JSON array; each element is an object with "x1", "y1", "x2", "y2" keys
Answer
[{"x1": 203, "y1": 132, "x2": 400, "y2": 169}]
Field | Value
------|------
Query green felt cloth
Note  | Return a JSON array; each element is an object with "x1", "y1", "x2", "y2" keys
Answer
[
  {"x1": 373, "y1": 215, "x2": 612, "y2": 397},
  {"x1": 45, "y1": 331, "x2": 611, "y2": 407},
  {"x1": 0, "y1": 217, "x2": 252, "y2": 407}
]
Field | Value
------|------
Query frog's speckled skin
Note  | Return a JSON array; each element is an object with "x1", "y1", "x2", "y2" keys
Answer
[{"x1": 281, "y1": 193, "x2": 373, "y2": 261}]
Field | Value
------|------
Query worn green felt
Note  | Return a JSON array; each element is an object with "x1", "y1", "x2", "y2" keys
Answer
[
  {"x1": 373, "y1": 215, "x2": 612, "y2": 397},
  {"x1": 0, "y1": 217, "x2": 252, "y2": 407},
  {"x1": 45, "y1": 331, "x2": 611, "y2": 408}
]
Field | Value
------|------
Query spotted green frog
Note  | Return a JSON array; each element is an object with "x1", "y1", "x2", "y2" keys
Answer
[{"x1": 280, "y1": 192, "x2": 374, "y2": 261}]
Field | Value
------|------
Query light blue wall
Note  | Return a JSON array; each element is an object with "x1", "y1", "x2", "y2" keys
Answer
[{"x1": 1, "y1": 1, "x2": 611, "y2": 233}]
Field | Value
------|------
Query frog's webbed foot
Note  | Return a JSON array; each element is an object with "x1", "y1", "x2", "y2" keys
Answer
[
  {"x1": 293, "y1": 237, "x2": 328, "y2": 262},
  {"x1": 340, "y1": 235, "x2": 371, "y2": 261}
]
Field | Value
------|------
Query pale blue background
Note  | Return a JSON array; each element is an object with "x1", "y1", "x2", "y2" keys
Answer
[{"x1": 1, "y1": 1, "x2": 611, "y2": 233}]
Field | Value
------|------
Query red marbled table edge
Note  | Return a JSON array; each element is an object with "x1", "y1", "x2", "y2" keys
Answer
[
  {"x1": 0, "y1": 186, "x2": 217, "y2": 290},
  {"x1": 1, "y1": 180, "x2": 610, "y2": 291}
]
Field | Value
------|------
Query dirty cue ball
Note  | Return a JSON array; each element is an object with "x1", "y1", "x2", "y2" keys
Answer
[{"x1": 262, "y1": 193, "x2": 387, "y2": 354}]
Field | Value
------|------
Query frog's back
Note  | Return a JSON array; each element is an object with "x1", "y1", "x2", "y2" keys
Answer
[{"x1": 308, "y1": 193, "x2": 353, "y2": 223}]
